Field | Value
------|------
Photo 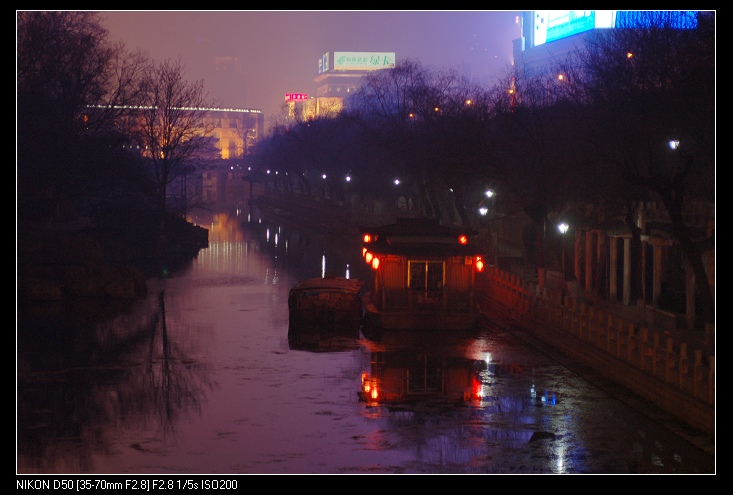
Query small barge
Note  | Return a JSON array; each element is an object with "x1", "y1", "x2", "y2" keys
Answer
[{"x1": 287, "y1": 277, "x2": 364, "y2": 328}]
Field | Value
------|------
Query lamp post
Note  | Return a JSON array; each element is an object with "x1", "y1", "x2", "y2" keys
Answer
[
  {"x1": 558, "y1": 222, "x2": 569, "y2": 305},
  {"x1": 478, "y1": 189, "x2": 495, "y2": 263}
]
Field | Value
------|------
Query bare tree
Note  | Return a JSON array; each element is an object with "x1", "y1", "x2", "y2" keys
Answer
[
  {"x1": 565, "y1": 14, "x2": 715, "y2": 325},
  {"x1": 482, "y1": 68, "x2": 585, "y2": 280},
  {"x1": 17, "y1": 11, "x2": 152, "y2": 220},
  {"x1": 131, "y1": 58, "x2": 218, "y2": 214},
  {"x1": 234, "y1": 113, "x2": 259, "y2": 158},
  {"x1": 348, "y1": 60, "x2": 491, "y2": 223}
]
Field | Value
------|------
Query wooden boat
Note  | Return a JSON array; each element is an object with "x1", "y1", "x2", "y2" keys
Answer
[
  {"x1": 359, "y1": 218, "x2": 486, "y2": 331},
  {"x1": 287, "y1": 277, "x2": 364, "y2": 329}
]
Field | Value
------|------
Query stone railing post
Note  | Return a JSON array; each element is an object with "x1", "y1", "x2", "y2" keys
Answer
[
  {"x1": 692, "y1": 349, "x2": 703, "y2": 399},
  {"x1": 626, "y1": 323, "x2": 636, "y2": 363},
  {"x1": 665, "y1": 337, "x2": 675, "y2": 383},
  {"x1": 679, "y1": 343, "x2": 689, "y2": 391}
]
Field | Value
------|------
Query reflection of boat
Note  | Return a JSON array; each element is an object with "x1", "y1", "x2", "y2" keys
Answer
[
  {"x1": 359, "y1": 330, "x2": 484, "y2": 408},
  {"x1": 288, "y1": 277, "x2": 364, "y2": 328},
  {"x1": 359, "y1": 218, "x2": 486, "y2": 331},
  {"x1": 287, "y1": 320, "x2": 362, "y2": 353}
]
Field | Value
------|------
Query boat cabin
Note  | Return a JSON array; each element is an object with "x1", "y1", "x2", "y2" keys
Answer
[{"x1": 359, "y1": 218, "x2": 486, "y2": 330}]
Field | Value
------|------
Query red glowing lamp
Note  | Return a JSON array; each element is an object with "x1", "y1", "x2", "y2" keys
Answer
[
  {"x1": 475, "y1": 256, "x2": 485, "y2": 272},
  {"x1": 371, "y1": 257, "x2": 380, "y2": 270}
]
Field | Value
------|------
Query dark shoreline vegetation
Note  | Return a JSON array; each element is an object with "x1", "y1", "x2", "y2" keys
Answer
[{"x1": 17, "y1": 207, "x2": 208, "y2": 314}]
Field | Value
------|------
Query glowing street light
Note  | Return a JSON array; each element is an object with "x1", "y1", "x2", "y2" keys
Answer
[
  {"x1": 476, "y1": 189, "x2": 498, "y2": 263},
  {"x1": 558, "y1": 222, "x2": 569, "y2": 304}
]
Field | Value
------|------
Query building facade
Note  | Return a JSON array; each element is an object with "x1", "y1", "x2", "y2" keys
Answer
[
  {"x1": 204, "y1": 107, "x2": 264, "y2": 160},
  {"x1": 309, "y1": 51, "x2": 396, "y2": 119}
]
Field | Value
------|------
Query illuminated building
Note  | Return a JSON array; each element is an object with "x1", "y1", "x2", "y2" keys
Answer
[
  {"x1": 203, "y1": 107, "x2": 264, "y2": 159},
  {"x1": 103, "y1": 105, "x2": 264, "y2": 160},
  {"x1": 513, "y1": 10, "x2": 701, "y2": 78},
  {"x1": 312, "y1": 51, "x2": 396, "y2": 118}
]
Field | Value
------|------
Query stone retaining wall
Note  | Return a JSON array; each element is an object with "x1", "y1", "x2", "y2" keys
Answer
[{"x1": 480, "y1": 265, "x2": 715, "y2": 438}]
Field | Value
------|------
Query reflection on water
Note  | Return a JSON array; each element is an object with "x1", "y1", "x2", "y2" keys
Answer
[
  {"x1": 288, "y1": 320, "x2": 362, "y2": 353},
  {"x1": 353, "y1": 326, "x2": 562, "y2": 470},
  {"x1": 17, "y1": 206, "x2": 715, "y2": 474},
  {"x1": 359, "y1": 327, "x2": 484, "y2": 409},
  {"x1": 17, "y1": 285, "x2": 213, "y2": 473}
]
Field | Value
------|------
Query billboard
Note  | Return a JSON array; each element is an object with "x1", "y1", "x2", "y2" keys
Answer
[
  {"x1": 532, "y1": 10, "x2": 698, "y2": 47},
  {"x1": 333, "y1": 52, "x2": 396, "y2": 71},
  {"x1": 533, "y1": 10, "x2": 603, "y2": 46}
]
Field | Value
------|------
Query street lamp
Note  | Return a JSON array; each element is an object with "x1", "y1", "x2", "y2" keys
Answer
[
  {"x1": 477, "y1": 189, "x2": 497, "y2": 264},
  {"x1": 478, "y1": 189, "x2": 495, "y2": 216},
  {"x1": 558, "y1": 222, "x2": 569, "y2": 304},
  {"x1": 547, "y1": 73, "x2": 566, "y2": 104}
]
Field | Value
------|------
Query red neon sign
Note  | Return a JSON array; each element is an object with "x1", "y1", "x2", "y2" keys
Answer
[{"x1": 285, "y1": 93, "x2": 308, "y2": 102}]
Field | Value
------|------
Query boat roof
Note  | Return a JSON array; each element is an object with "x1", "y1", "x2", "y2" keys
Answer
[
  {"x1": 290, "y1": 277, "x2": 364, "y2": 293},
  {"x1": 359, "y1": 218, "x2": 482, "y2": 257},
  {"x1": 360, "y1": 217, "x2": 476, "y2": 237}
]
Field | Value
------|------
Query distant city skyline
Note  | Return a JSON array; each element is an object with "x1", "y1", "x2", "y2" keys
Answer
[{"x1": 101, "y1": 11, "x2": 520, "y2": 128}]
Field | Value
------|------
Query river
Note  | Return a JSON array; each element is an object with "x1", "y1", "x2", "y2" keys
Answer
[{"x1": 16, "y1": 206, "x2": 715, "y2": 474}]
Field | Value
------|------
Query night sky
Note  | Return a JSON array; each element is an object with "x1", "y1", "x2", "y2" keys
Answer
[{"x1": 102, "y1": 10, "x2": 521, "y2": 127}]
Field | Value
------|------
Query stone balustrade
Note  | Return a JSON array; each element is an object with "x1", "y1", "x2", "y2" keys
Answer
[{"x1": 478, "y1": 265, "x2": 715, "y2": 435}]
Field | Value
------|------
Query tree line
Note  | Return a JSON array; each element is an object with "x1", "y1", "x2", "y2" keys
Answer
[
  {"x1": 17, "y1": 11, "x2": 217, "y2": 224},
  {"x1": 250, "y1": 12, "x2": 714, "y2": 325},
  {"x1": 16, "y1": 11, "x2": 714, "y2": 324}
]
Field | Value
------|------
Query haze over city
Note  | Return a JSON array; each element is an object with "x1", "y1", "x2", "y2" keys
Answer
[{"x1": 102, "y1": 10, "x2": 521, "y2": 127}]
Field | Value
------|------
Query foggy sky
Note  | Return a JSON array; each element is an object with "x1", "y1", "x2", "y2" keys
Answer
[{"x1": 102, "y1": 11, "x2": 520, "y2": 128}]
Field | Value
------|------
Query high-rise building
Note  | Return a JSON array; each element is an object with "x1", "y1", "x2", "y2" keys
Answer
[
  {"x1": 513, "y1": 10, "x2": 701, "y2": 78},
  {"x1": 312, "y1": 51, "x2": 396, "y2": 117}
]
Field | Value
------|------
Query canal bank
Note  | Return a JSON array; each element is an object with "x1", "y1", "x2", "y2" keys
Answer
[
  {"x1": 17, "y1": 209, "x2": 208, "y2": 307},
  {"x1": 476, "y1": 270, "x2": 715, "y2": 456},
  {"x1": 255, "y1": 190, "x2": 715, "y2": 456}
]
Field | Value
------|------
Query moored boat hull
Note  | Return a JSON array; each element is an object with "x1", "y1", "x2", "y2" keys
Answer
[
  {"x1": 288, "y1": 277, "x2": 364, "y2": 328},
  {"x1": 361, "y1": 292, "x2": 480, "y2": 331}
]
